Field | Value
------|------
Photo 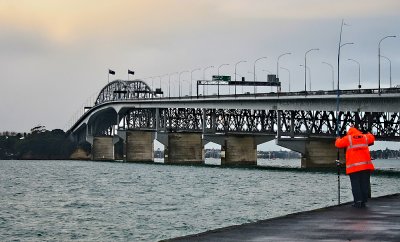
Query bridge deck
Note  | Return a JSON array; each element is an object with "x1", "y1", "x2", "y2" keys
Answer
[{"x1": 164, "y1": 193, "x2": 400, "y2": 242}]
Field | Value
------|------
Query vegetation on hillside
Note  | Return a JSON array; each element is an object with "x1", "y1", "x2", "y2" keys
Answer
[{"x1": 0, "y1": 126, "x2": 82, "y2": 160}]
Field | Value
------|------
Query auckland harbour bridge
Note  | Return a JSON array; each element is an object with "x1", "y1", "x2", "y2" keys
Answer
[{"x1": 68, "y1": 77, "x2": 400, "y2": 167}]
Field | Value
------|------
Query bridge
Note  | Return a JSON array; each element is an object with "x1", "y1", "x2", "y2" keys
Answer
[{"x1": 68, "y1": 79, "x2": 400, "y2": 167}]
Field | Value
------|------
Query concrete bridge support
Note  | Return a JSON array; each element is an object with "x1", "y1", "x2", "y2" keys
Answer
[
  {"x1": 276, "y1": 138, "x2": 345, "y2": 168},
  {"x1": 221, "y1": 136, "x2": 257, "y2": 166},
  {"x1": 125, "y1": 131, "x2": 154, "y2": 162},
  {"x1": 92, "y1": 136, "x2": 114, "y2": 161},
  {"x1": 164, "y1": 132, "x2": 204, "y2": 165}
]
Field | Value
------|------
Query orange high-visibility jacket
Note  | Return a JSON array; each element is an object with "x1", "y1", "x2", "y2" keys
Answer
[{"x1": 335, "y1": 127, "x2": 375, "y2": 174}]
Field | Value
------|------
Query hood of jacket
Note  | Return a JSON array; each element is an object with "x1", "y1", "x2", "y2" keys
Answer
[{"x1": 347, "y1": 127, "x2": 362, "y2": 136}]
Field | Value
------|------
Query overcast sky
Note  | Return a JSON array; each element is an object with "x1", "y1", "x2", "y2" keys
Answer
[{"x1": 1, "y1": 0, "x2": 399, "y2": 149}]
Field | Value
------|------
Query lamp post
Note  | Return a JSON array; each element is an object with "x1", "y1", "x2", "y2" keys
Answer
[
  {"x1": 336, "y1": 20, "x2": 351, "y2": 206},
  {"x1": 158, "y1": 74, "x2": 168, "y2": 97},
  {"x1": 347, "y1": 59, "x2": 361, "y2": 89},
  {"x1": 217, "y1": 63, "x2": 229, "y2": 97},
  {"x1": 234, "y1": 60, "x2": 246, "y2": 96},
  {"x1": 337, "y1": 42, "x2": 354, "y2": 91},
  {"x1": 190, "y1": 68, "x2": 201, "y2": 97},
  {"x1": 381, "y1": 55, "x2": 392, "y2": 88},
  {"x1": 378, "y1": 35, "x2": 396, "y2": 94},
  {"x1": 254, "y1": 57, "x2": 267, "y2": 94},
  {"x1": 322, "y1": 62, "x2": 335, "y2": 90},
  {"x1": 277, "y1": 52, "x2": 291, "y2": 79},
  {"x1": 203, "y1": 66, "x2": 214, "y2": 96},
  {"x1": 304, "y1": 48, "x2": 319, "y2": 94},
  {"x1": 168, "y1": 72, "x2": 178, "y2": 98},
  {"x1": 280, "y1": 67, "x2": 291, "y2": 92},
  {"x1": 179, "y1": 71, "x2": 189, "y2": 98},
  {"x1": 145, "y1": 75, "x2": 155, "y2": 96},
  {"x1": 300, "y1": 65, "x2": 311, "y2": 91}
]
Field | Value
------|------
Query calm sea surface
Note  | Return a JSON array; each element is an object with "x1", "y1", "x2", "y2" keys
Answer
[{"x1": 1, "y1": 159, "x2": 399, "y2": 241}]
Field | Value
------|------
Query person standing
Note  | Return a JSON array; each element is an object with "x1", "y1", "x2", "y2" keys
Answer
[{"x1": 335, "y1": 126, "x2": 375, "y2": 208}]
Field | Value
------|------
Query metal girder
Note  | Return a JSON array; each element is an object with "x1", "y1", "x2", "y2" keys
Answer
[
  {"x1": 95, "y1": 79, "x2": 155, "y2": 105},
  {"x1": 75, "y1": 106, "x2": 400, "y2": 141}
]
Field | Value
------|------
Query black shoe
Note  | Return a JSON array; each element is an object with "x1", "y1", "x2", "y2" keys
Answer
[{"x1": 352, "y1": 201, "x2": 363, "y2": 208}]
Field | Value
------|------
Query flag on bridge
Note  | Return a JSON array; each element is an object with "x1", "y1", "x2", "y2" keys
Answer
[
  {"x1": 109, "y1": 69, "x2": 115, "y2": 75},
  {"x1": 128, "y1": 69, "x2": 135, "y2": 75}
]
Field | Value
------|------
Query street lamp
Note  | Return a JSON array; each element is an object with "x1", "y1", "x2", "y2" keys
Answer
[
  {"x1": 158, "y1": 74, "x2": 168, "y2": 97},
  {"x1": 379, "y1": 35, "x2": 396, "y2": 93},
  {"x1": 277, "y1": 52, "x2": 291, "y2": 79},
  {"x1": 145, "y1": 75, "x2": 155, "y2": 95},
  {"x1": 190, "y1": 68, "x2": 201, "y2": 97},
  {"x1": 381, "y1": 55, "x2": 392, "y2": 88},
  {"x1": 168, "y1": 72, "x2": 178, "y2": 98},
  {"x1": 179, "y1": 71, "x2": 189, "y2": 98},
  {"x1": 280, "y1": 67, "x2": 291, "y2": 92},
  {"x1": 322, "y1": 62, "x2": 335, "y2": 90},
  {"x1": 234, "y1": 60, "x2": 246, "y2": 96},
  {"x1": 300, "y1": 65, "x2": 311, "y2": 91},
  {"x1": 347, "y1": 59, "x2": 361, "y2": 89},
  {"x1": 203, "y1": 65, "x2": 214, "y2": 96},
  {"x1": 304, "y1": 48, "x2": 319, "y2": 93},
  {"x1": 337, "y1": 42, "x2": 353, "y2": 91},
  {"x1": 254, "y1": 57, "x2": 267, "y2": 94},
  {"x1": 217, "y1": 63, "x2": 229, "y2": 97}
]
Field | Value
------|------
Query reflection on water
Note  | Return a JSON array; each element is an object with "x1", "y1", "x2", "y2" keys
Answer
[
  {"x1": 0, "y1": 159, "x2": 399, "y2": 241},
  {"x1": 158, "y1": 157, "x2": 400, "y2": 171}
]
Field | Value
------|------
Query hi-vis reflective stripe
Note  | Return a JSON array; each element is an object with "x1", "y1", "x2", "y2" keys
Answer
[
  {"x1": 346, "y1": 161, "x2": 373, "y2": 169},
  {"x1": 347, "y1": 135, "x2": 368, "y2": 149}
]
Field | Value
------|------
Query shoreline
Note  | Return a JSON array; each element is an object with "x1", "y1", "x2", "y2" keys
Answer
[{"x1": 162, "y1": 193, "x2": 400, "y2": 242}]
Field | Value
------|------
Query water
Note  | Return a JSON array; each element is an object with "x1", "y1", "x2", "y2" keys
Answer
[{"x1": 1, "y1": 159, "x2": 399, "y2": 241}]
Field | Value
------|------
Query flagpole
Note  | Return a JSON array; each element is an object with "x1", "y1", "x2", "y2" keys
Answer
[{"x1": 108, "y1": 69, "x2": 117, "y2": 84}]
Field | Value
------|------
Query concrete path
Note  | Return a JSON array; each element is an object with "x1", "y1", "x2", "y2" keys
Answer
[{"x1": 164, "y1": 194, "x2": 400, "y2": 242}]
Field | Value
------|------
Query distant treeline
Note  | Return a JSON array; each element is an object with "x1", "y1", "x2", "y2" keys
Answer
[
  {"x1": 371, "y1": 149, "x2": 400, "y2": 160},
  {"x1": 205, "y1": 149, "x2": 301, "y2": 159},
  {"x1": 0, "y1": 126, "x2": 81, "y2": 160},
  {"x1": 154, "y1": 149, "x2": 302, "y2": 159}
]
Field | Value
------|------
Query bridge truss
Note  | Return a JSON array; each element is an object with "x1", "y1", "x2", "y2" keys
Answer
[
  {"x1": 106, "y1": 108, "x2": 400, "y2": 141},
  {"x1": 69, "y1": 80, "x2": 400, "y2": 142},
  {"x1": 95, "y1": 80, "x2": 156, "y2": 105}
]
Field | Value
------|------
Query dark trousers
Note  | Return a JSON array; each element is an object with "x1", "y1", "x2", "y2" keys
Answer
[{"x1": 349, "y1": 170, "x2": 371, "y2": 203}]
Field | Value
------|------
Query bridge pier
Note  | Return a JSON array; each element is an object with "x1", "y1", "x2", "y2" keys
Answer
[
  {"x1": 205, "y1": 134, "x2": 274, "y2": 166},
  {"x1": 125, "y1": 130, "x2": 155, "y2": 162},
  {"x1": 164, "y1": 132, "x2": 204, "y2": 164},
  {"x1": 92, "y1": 136, "x2": 115, "y2": 161},
  {"x1": 222, "y1": 135, "x2": 257, "y2": 166},
  {"x1": 276, "y1": 138, "x2": 345, "y2": 168}
]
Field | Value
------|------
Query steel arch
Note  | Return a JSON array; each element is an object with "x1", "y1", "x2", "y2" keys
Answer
[{"x1": 95, "y1": 79, "x2": 154, "y2": 105}]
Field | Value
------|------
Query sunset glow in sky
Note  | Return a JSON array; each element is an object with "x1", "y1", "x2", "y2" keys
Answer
[{"x1": 1, "y1": 0, "x2": 399, "y2": 147}]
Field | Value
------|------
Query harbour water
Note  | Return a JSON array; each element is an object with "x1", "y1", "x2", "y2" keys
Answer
[{"x1": 1, "y1": 159, "x2": 399, "y2": 241}]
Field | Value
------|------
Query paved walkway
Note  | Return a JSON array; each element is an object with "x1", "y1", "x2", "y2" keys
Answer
[{"x1": 164, "y1": 194, "x2": 400, "y2": 242}]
